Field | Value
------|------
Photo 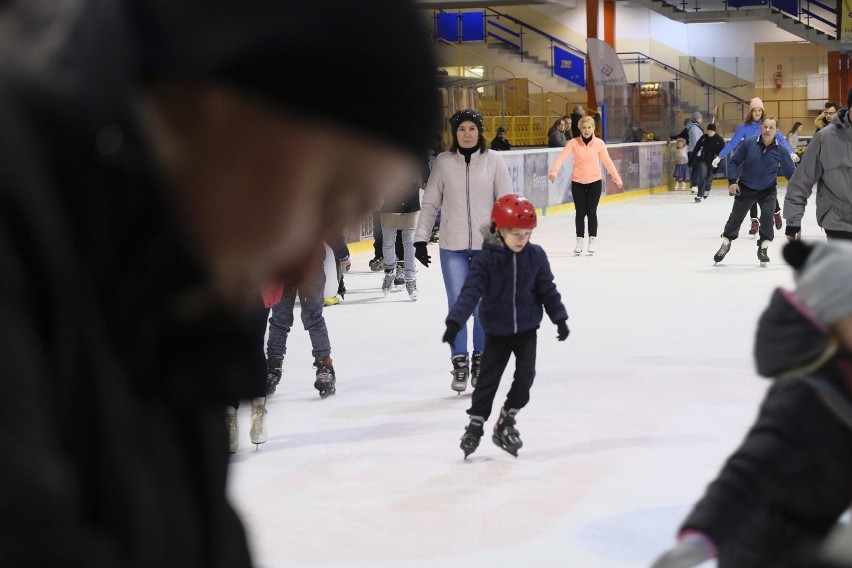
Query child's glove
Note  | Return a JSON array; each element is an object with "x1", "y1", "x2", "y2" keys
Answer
[
  {"x1": 711, "y1": 156, "x2": 721, "y2": 168},
  {"x1": 414, "y1": 241, "x2": 431, "y2": 267},
  {"x1": 649, "y1": 533, "x2": 716, "y2": 568},
  {"x1": 556, "y1": 320, "x2": 570, "y2": 341},
  {"x1": 442, "y1": 322, "x2": 460, "y2": 345},
  {"x1": 790, "y1": 152, "x2": 800, "y2": 163}
]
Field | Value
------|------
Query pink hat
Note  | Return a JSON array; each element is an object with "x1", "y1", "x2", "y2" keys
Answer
[{"x1": 749, "y1": 97, "x2": 764, "y2": 112}]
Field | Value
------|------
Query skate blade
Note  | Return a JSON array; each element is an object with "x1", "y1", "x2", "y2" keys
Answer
[
  {"x1": 760, "y1": 262, "x2": 767, "y2": 268},
  {"x1": 318, "y1": 388, "x2": 336, "y2": 399},
  {"x1": 492, "y1": 436, "x2": 519, "y2": 457},
  {"x1": 586, "y1": 252, "x2": 595, "y2": 256}
]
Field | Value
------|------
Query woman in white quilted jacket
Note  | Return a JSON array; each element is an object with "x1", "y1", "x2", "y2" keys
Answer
[{"x1": 414, "y1": 109, "x2": 513, "y2": 394}]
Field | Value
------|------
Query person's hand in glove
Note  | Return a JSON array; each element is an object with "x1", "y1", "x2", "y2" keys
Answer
[
  {"x1": 556, "y1": 320, "x2": 570, "y2": 341},
  {"x1": 711, "y1": 156, "x2": 721, "y2": 168},
  {"x1": 414, "y1": 241, "x2": 431, "y2": 267},
  {"x1": 442, "y1": 321, "x2": 460, "y2": 345},
  {"x1": 649, "y1": 532, "x2": 716, "y2": 568}
]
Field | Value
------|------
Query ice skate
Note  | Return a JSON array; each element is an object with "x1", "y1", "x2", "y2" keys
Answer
[
  {"x1": 313, "y1": 356, "x2": 336, "y2": 398},
  {"x1": 748, "y1": 218, "x2": 759, "y2": 237},
  {"x1": 225, "y1": 406, "x2": 238, "y2": 454},
  {"x1": 323, "y1": 296, "x2": 340, "y2": 306},
  {"x1": 492, "y1": 407, "x2": 523, "y2": 457},
  {"x1": 758, "y1": 240, "x2": 770, "y2": 267},
  {"x1": 368, "y1": 255, "x2": 383, "y2": 272},
  {"x1": 587, "y1": 236, "x2": 596, "y2": 255},
  {"x1": 694, "y1": 195, "x2": 702, "y2": 203},
  {"x1": 266, "y1": 355, "x2": 283, "y2": 396},
  {"x1": 250, "y1": 397, "x2": 268, "y2": 447},
  {"x1": 460, "y1": 416, "x2": 484, "y2": 459},
  {"x1": 470, "y1": 352, "x2": 482, "y2": 388},
  {"x1": 405, "y1": 279, "x2": 418, "y2": 301},
  {"x1": 429, "y1": 226, "x2": 440, "y2": 243},
  {"x1": 774, "y1": 211, "x2": 783, "y2": 230},
  {"x1": 573, "y1": 237, "x2": 584, "y2": 256},
  {"x1": 394, "y1": 261, "x2": 405, "y2": 289},
  {"x1": 381, "y1": 268, "x2": 394, "y2": 296},
  {"x1": 690, "y1": 185, "x2": 698, "y2": 194},
  {"x1": 450, "y1": 355, "x2": 469, "y2": 394},
  {"x1": 713, "y1": 237, "x2": 731, "y2": 264}
]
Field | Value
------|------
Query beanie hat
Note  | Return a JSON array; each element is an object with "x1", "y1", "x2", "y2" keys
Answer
[
  {"x1": 691, "y1": 111, "x2": 702, "y2": 122},
  {"x1": 131, "y1": 0, "x2": 439, "y2": 159},
  {"x1": 496, "y1": 126, "x2": 506, "y2": 134},
  {"x1": 789, "y1": 240, "x2": 852, "y2": 326},
  {"x1": 706, "y1": 123, "x2": 717, "y2": 131},
  {"x1": 749, "y1": 97, "x2": 764, "y2": 112},
  {"x1": 449, "y1": 109, "x2": 483, "y2": 132}
]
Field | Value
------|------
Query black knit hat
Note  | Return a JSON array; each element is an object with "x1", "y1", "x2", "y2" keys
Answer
[
  {"x1": 130, "y1": 0, "x2": 439, "y2": 158},
  {"x1": 449, "y1": 109, "x2": 483, "y2": 132}
]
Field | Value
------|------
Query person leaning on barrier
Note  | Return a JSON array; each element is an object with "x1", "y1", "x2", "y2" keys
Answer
[{"x1": 0, "y1": 0, "x2": 438, "y2": 565}]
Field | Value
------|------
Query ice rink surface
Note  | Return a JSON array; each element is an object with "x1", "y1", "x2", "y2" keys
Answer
[{"x1": 229, "y1": 187, "x2": 824, "y2": 568}]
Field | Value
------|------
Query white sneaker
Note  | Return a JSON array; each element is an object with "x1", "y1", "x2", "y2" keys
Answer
[
  {"x1": 250, "y1": 397, "x2": 268, "y2": 446},
  {"x1": 226, "y1": 406, "x2": 238, "y2": 454},
  {"x1": 573, "y1": 237, "x2": 584, "y2": 255},
  {"x1": 587, "y1": 236, "x2": 596, "y2": 254}
]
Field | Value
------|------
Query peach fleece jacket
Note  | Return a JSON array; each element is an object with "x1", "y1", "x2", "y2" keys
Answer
[{"x1": 549, "y1": 135, "x2": 622, "y2": 186}]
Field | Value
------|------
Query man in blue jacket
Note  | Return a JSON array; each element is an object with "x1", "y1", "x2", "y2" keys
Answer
[{"x1": 714, "y1": 116, "x2": 796, "y2": 266}]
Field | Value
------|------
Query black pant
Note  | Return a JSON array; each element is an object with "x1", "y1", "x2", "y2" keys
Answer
[
  {"x1": 825, "y1": 229, "x2": 852, "y2": 241},
  {"x1": 572, "y1": 180, "x2": 602, "y2": 237},
  {"x1": 468, "y1": 329, "x2": 537, "y2": 421},
  {"x1": 749, "y1": 199, "x2": 780, "y2": 219},
  {"x1": 723, "y1": 185, "x2": 777, "y2": 244}
]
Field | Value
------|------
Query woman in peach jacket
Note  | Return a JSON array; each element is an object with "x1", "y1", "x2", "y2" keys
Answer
[{"x1": 548, "y1": 115, "x2": 622, "y2": 255}]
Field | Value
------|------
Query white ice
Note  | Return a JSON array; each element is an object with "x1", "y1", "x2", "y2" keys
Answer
[{"x1": 228, "y1": 187, "x2": 823, "y2": 568}]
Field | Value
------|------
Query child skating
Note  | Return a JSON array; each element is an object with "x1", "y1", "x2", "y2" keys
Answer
[
  {"x1": 442, "y1": 195, "x2": 569, "y2": 458},
  {"x1": 672, "y1": 138, "x2": 689, "y2": 191}
]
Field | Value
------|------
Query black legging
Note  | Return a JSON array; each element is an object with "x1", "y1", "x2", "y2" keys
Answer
[{"x1": 571, "y1": 180, "x2": 603, "y2": 237}]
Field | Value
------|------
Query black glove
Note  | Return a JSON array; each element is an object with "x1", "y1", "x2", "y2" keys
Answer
[
  {"x1": 414, "y1": 241, "x2": 431, "y2": 267},
  {"x1": 442, "y1": 321, "x2": 460, "y2": 345},
  {"x1": 556, "y1": 320, "x2": 570, "y2": 341}
]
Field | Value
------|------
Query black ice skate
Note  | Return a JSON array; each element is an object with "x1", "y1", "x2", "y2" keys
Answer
[
  {"x1": 470, "y1": 352, "x2": 482, "y2": 389},
  {"x1": 492, "y1": 407, "x2": 523, "y2": 457},
  {"x1": 460, "y1": 416, "x2": 485, "y2": 459},
  {"x1": 313, "y1": 356, "x2": 337, "y2": 398},
  {"x1": 757, "y1": 241, "x2": 770, "y2": 267},
  {"x1": 369, "y1": 255, "x2": 384, "y2": 272},
  {"x1": 394, "y1": 261, "x2": 405, "y2": 288},
  {"x1": 429, "y1": 226, "x2": 440, "y2": 243},
  {"x1": 450, "y1": 355, "x2": 469, "y2": 394},
  {"x1": 266, "y1": 355, "x2": 283, "y2": 396},
  {"x1": 714, "y1": 237, "x2": 731, "y2": 264}
]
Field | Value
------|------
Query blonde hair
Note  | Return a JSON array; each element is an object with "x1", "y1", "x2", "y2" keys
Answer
[{"x1": 578, "y1": 116, "x2": 595, "y2": 128}]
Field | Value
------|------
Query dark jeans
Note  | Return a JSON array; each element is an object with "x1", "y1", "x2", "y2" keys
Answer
[
  {"x1": 723, "y1": 185, "x2": 777, "y2": 244},
  {"x1": 266, "y1": 265, "x2": 331, "y2": 360},
  {"x1": 692, "y1": 160, "x2": 714, "y2": 196},
  {"x1": 572, "y1": 180, "x2": 602, "y2": 237},
  {"x1": 467, "y1": 329, "x2": 537, "y2": 421}
]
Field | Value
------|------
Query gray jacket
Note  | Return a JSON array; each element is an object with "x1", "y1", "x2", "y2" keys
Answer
[
  {"x1": 785, "y1": 109, "x2": 852, "y2": 233},
  {"x1": 687, "y1": 120, "x2": 703, "y2": 152},
  {"x1": 415, "y1": 149, "x2": 512, "y2": 250}
]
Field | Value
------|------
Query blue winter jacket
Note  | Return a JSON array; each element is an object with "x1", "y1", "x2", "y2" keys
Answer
[
  {"x1": 446, "y1": 230, "x2": 568, "y2": 336},
  {"x1": 727, "y1": 135, "x2": 796, "y2": 190}
]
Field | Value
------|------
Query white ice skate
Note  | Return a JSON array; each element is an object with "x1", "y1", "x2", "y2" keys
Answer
[
  {"x1": 573, "y1": 237, "x2": 583, "y2": 256},
  {"x1": 250, "y1": 397, "x2": 268, "y2": 447},
  {"x1": 587, "y1": 236, "x2": 596, "y2": 255}
]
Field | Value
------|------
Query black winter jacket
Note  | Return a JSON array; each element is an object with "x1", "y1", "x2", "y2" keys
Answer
[
  {"x1": 680, "y1": 288, "x2": 852, "y2": 568},
  {"x1": 692, "y1": 133, "x2": 726, "y2": 166},
  {"x1": 0, "y1": 3, "x2": 261, "y2": 566},
  {"x1": 446, "y1": 229, "x2": 567, "y2": 336}
]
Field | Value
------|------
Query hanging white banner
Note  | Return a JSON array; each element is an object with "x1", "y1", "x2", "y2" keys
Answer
[{"x1": 586, "y1": 38, "x2": 628, "y2": 87}]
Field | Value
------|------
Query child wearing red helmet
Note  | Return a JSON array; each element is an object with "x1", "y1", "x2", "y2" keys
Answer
[{"x1": 443, "y1": 194, "x2": 570, "y2": 458}]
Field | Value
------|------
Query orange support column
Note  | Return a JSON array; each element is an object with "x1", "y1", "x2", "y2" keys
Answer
[
  {"x1": 586, "y1": 0, "x2": 599, "y2": 114},
  {"x1": 604, "y1": 0, "x2": 615, "y2": 49}
]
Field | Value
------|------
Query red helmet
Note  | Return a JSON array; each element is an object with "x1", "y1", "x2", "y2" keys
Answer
[{"x1": 491, "y1": 194, "x2": 537, "y2": 229}]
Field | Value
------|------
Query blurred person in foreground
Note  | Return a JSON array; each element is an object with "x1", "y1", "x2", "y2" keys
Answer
[
  {"x1": 0, "y1": 0, "x2": 437, "y2": 566},
  {"x1": 650, "y1": 240, "x2": 852, "y2": 568}
]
